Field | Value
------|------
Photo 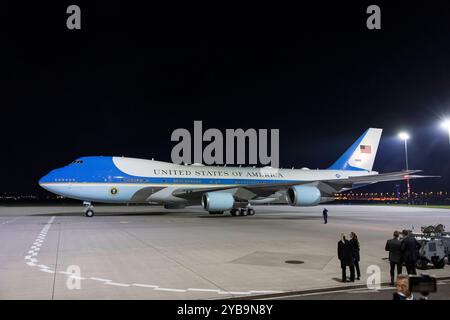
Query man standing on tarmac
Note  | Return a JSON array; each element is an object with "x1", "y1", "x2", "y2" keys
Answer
[
  {"x1": 322, "y1": 208, "x2": 328, "y2": 224},
  {"x1": 337, "y1": 233, "x2": 355, "y2": 282},
  {"x1": 401, "y1": 230, "x2": 421, "y2": 275},
  {"x1": 385, "y1": 230, "x2": 403, "y2": 285}
]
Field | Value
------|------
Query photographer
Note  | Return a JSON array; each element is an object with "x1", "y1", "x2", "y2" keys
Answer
[
  {"x1": 393, "y1": 274, "x2": 437, "y2": 300},
  {"x1": 393, "y1": 274, "x2": 415, "y2": 300}
]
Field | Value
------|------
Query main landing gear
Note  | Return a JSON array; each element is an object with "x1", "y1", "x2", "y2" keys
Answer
[
  {"x1": 83, "y1": 201, "x2": 94, "y2": 217},
  {"x1": 230, "y1": 207, "x2": 255, "y2": 217}
]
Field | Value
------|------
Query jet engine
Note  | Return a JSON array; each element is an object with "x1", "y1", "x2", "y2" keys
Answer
[
  {"x1": 287, "y1": 185, "x2": 321, "y2": 206},
  {"x1": 201, "y1": 192, "x2": 234, "y2": 212}
]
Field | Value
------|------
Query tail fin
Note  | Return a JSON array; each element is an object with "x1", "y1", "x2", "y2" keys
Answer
[{"x1": 329, "y1": 128, "x2": 382, "y2": 171}]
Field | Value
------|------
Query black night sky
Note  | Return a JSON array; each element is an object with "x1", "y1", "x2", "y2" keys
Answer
[{"x1": 3, "y1": 1, "x2": 450, "y2": 194}]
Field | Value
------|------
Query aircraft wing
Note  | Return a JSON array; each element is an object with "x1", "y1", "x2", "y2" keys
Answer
[
  {"x1": 328, "y1": 170, "x2": 436, "y2": 185},
  {"x1": 172, "y1": 170, "x2": 438, "y2": 201}
]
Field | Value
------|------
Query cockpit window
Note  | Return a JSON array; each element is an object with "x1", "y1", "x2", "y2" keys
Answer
[{"x1": 72, "y1": 160, "x2": 84, "y2": 164}]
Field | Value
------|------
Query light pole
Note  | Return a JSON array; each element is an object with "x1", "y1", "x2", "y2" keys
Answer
[
  {"x1": 441, "y1": 119, "x2": 450, "y2": 148},
  {"x1": 398, "y1": 132, "x2": 411, "y2": 203}
]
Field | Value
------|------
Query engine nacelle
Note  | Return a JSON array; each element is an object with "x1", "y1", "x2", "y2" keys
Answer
[
  {"x1": 201, "y1": 192, "x2": 234, "y2": 212},
  {"x1": 287, "y1": 185, "x2": 321, "y2": 206}
]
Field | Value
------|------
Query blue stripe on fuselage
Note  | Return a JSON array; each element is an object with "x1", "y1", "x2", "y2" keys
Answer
[{"x1": 39, "y1": 156, "x2": 299, "y2": 186}]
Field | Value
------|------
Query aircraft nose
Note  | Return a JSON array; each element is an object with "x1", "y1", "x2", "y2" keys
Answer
[
  {"x1": 39, "y1": 169, "x2": 57, "y2": 187},
  {"x1": 39, "y1": 174, "x2": 49, "y2": 188}
]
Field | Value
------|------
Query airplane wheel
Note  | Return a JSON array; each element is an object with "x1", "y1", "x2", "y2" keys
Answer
[
  {"x1": 239, "y1": 208, "x2": 247, "y2": 216},
  {"x1": 85, "y1": 209, "x2": 94, "y2": 218},
  {"x1": 247, "y1": 208, "x2": 255, "y2": 216},
  {"x1": 230, "y1": 209, "x2": 238, "y2": 216},
  {"x1": 416, "y1": 258, "x2": 428, "y2": 270},
  {"x1": 433, "y1": 258, "x2": 445, "y2": 269}
]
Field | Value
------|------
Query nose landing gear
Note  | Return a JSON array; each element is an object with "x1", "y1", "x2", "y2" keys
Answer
[{"x1": 83, "y1": 201, "x2": 94, "y2": 217}]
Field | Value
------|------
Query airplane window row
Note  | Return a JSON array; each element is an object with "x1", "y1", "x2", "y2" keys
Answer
[
  {"x1": 119, "y1": 178, "x2": 149, "y2": 183},
  {"x1": 55, "y1": 178, "x2": 76, "y2": 182},
  {"x1": 72, "y1": 160, "x2": 84, "y2": 164},
  {"x1": 173, "y1": 179, "x2": 201, "y2": 184}
]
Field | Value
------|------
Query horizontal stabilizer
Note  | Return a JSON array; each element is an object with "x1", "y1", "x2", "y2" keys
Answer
[{"x1": 341, "y1": 170, "x2": 438, "y2": 184}]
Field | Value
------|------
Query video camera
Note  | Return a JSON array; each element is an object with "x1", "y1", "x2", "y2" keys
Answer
[{"x1": 409, "y1": 274, "x2": 437, "y2": 299}]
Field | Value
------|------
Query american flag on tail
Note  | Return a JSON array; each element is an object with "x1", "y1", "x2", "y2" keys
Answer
[{"x1": 360, "y1": 145, "x2": 371, "y2": 154}]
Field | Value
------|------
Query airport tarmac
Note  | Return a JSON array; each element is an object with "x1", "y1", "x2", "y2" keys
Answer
[{"x1": 0, "y1": 204, "x2": 449, "y2": 300}]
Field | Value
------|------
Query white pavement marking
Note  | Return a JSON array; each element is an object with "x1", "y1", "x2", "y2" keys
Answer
[
  {"x1": 68, "y1": 275, "x2": 87, "y2": 280},
  {"x1": 154, "y1": 287, "x2": 187, "y2": 293},
  {"x1": 132, "y1": 283, "x2": 159, "y2": 288},
  {"x1": 24, "y1": 215, "x2": 283, "y2": 296},
  {"x1": 187, "y1": 288, "x2": 221, "y2": 293},
  {"x1": 58, "y1": 271, "x2": 71, "y2": 275},
  {"x1": 218, "y1": 291, "x2": 251, "y2": 295},
  {"x1": 89, "y1": 277, "x2": 112, "y2": 282},
  {"x1": 106, "y1": 282, "x2": 131, "y2": 287},
  {"x1": 40, "y1": 269, "x2": 55, "y2": 273}
]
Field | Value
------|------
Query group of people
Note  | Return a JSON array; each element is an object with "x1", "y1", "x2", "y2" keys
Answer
[
  {"x1": 385, "y1": 229, "x2": 422, "y2": 285},
  {"x1": 337, "y1": 232, "x2": 361, "y2": 282},
  {"x1": 336, "y1": 229, "x2": 422, "y2": 285},
  {"x1": 334, "y1": 226, "x2": 424, "y2": 299},
  {"x1": 326, "y1": 208, "x2": 422, "y2": 288}
]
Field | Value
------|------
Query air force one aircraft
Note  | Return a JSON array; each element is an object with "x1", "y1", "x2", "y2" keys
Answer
[{"x1": 39, "y1": 128, "x2": 431, "y2": 217}]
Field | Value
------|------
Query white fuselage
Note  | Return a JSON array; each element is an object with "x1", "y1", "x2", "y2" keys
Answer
[{"x1": 39, "y1": 156, "x2": 376, "y2": 205}]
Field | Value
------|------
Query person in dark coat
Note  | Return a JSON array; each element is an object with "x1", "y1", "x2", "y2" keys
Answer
[
  {"x1": 337, "y1": 233, "x2": 355, "y2": 282},
  {"x1": 322, "y1": 208, "x2": 328, "y2": 224},
  {"x1": 401, "y1": 230, "x2": 421, "y2": 275},
  {"x1": 349, "y1": 232, "x2": 361, "y2": 280},
  {"x1": 385, "y1": 230, "x2": 403, "y2": 285}
]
